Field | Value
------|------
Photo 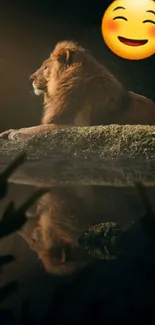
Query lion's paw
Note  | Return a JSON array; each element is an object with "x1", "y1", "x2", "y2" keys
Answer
[{"x1": 0, "y1": 129, "x2": 18, "y2": 140}]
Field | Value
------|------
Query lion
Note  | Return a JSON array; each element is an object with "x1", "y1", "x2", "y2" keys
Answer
[
  {"x1": 18, "y1": 185, "x2": 134, "y2": 276},
  {"x1": 18, "y1": 188, "x2": 100, "y2": 276},
  {"x1": 1, "y1": 40, "x2": 155, "y2": 140}
]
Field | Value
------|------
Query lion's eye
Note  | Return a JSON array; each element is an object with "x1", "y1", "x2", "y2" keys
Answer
[{"x1": 44, "y1": 66, "x2": 48, "y2": 70}]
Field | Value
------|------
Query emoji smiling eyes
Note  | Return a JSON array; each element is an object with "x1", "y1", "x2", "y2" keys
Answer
[
  {"x1": 113, "y1": 16, "x2": 127, "y2": 21},
  {"x1": 113, "y1": 17, "x2": 155, "y2": 25},
  {"x1": 143, "y1": 19, "x2": 155, "y2": 25}
]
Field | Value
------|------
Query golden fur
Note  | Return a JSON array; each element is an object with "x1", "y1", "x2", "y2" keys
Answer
[{"x1": 31, "y1": 40, "x2": 155, "y2": 127}]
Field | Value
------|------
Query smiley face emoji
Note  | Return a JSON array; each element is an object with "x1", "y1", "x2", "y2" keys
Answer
[{"x1": 101, "y1": 0, "x2": 155, "y2": 60}]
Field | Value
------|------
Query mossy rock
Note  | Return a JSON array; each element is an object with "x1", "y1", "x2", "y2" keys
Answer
[{"x1": 79, "y1": 222, "x2": 123, "y2": 260}]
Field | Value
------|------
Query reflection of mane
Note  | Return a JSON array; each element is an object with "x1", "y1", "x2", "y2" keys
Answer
[
  {"x1": 31, "y1": 40, "x2": 155, "y2": 128},
  {"x1": 20, "y1": 188, "x2": 96, "y2": 276}
]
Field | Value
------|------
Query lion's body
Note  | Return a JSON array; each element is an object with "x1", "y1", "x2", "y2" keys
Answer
[{"x1": 116, "y1": 92, "x2": 155, "y2": 125}]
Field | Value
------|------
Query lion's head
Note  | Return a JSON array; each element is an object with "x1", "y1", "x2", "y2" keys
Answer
[
  {"x1": 30, "y1": 41, "x2": 86, "y2": 97},
  {"x1": 30, "y1": 40, "x2": 128, "y2": 126},
  {"x1": 30, "y1": 58, "x2": 52, "y2": 96}
]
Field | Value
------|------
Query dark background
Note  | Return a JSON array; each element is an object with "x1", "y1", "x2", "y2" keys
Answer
[{"x1": 0, "y1": 0, "x2": 155, "y2": 322}]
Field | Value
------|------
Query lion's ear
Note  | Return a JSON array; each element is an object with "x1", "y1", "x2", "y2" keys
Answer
[{"x1": 58, "y1": 49, "x2": 73, "y2": 65}]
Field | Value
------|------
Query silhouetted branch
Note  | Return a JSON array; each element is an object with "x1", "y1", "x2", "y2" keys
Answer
[
  {"x1": 0, "y1": 188, "x2": 49, "y2": 239},
  {"x1": 0, "y1": 154, "x2": 50, "y2": 323},
  {"x1": 0, "y1": 154, "x2": 49, "y2": 239},
  {"x1": 0, "y1": 255, "x2": 15, "y2": 267},
  {"x1": 0, "y1": 153, "x2": 26, "y2": 199}
]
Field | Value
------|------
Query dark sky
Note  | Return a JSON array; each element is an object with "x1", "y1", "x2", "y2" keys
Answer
[{"x1": 1, "y1": 0, "x2": 109, "y2": 23}]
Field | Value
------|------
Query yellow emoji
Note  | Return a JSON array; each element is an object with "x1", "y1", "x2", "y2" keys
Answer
[{"x1": 101, "y1": 0, "x2": 155, "y2": 60}]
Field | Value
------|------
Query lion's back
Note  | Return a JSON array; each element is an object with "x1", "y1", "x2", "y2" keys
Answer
[{"x1": 115, "y1": 91, "x2": 155, "y2": 125}]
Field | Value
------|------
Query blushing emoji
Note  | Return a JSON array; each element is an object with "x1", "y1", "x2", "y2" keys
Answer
[{"x1": 101, "y1": 0, "x2": 155, "y2": 60}]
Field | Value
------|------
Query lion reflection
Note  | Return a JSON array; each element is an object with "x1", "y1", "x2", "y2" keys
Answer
[{"x1": 18, "y1": 186, "x2": 139, "y2": 276}]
